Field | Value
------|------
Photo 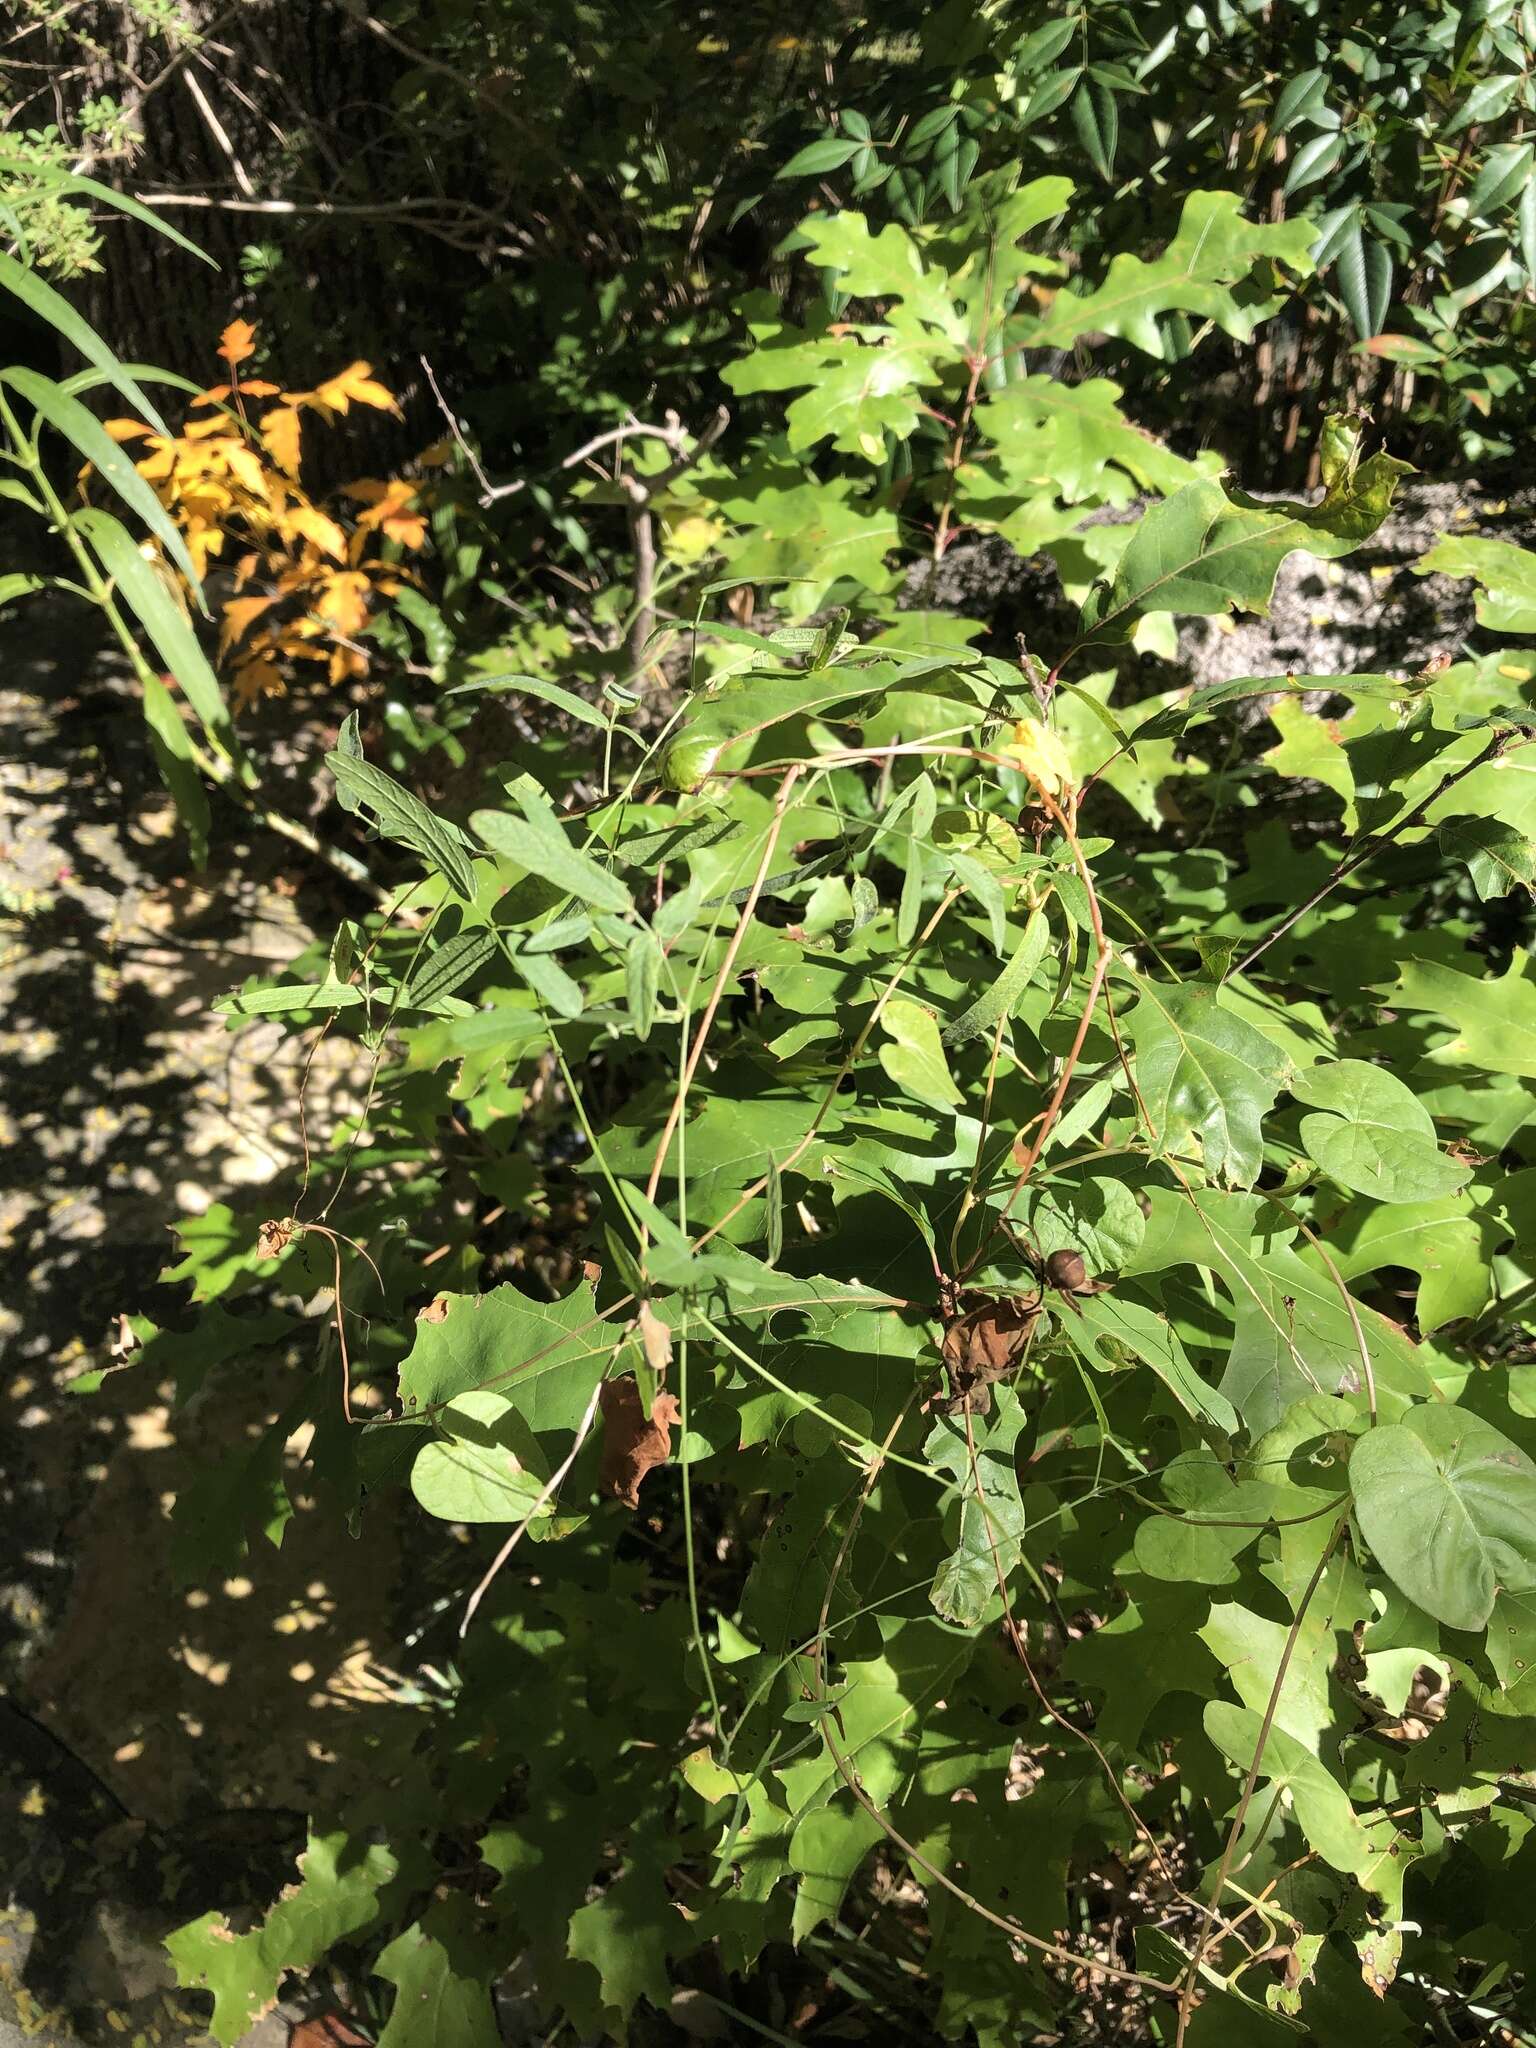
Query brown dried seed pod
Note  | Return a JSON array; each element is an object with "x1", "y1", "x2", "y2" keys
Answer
[{"x1": 1045, "y1": 1247, "x2": 1090, "y2": 1294}]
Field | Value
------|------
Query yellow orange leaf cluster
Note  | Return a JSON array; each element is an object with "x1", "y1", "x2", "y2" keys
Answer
[{"x1": 105, "y1": 320, "x2": 425, "y2": 709}]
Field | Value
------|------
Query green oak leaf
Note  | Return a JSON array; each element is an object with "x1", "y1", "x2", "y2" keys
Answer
[
  {"x1": 1333, "y1": 1190, "x2": 1496, "y2": 1331},
  {"x1": 1291, "y1": 1058, "x2": 1472, "y2": 1203},
  {"x1": 1391, "y1": 953, "x2": 1536, "y2": 1079},
  {"x1": 1439, "y1": 815, "x2": 1536, "y2": 899},
  {"x1": 567, "y1": 1857, "x2": 681, "y2": 2020},
  {"x1": 1127, "y1": 1188, "x2": 1426, "y2": 1437},
  {"x1": 1264, "y1": 699, "x2": 1358, "y2": 821},
  {"x1": 377, "y1": 1900, "x2": 500, "y2": 2048},
  {"x1": 1351, "y1": 1404, "x2": 1536, "y2": 1629},
  {"x1": 1204, "y1": 1702, "x2": 1378, "y2": 1883},
  {"x1": 397, "y1": 1277, "x2": 610, "y2": 1427},
  {"x1": 971, "y1": 373, "x2": 1213, "y2": 506},
  {"x1": 1028, "y1": 189, "x2": 1317, "y2": 355},
  {"x1": 1128, "y1": 976, "x2": 1294, "y2": 1187},
  {"x1": 1078, "y1": 428, "x2": 1408, "y2": 647},
  {"x1": 1416, "y1": 532, "x2": 1536, "y2": 634},
  {"x1": 168, "y1": 1833, "x2": 398, "y2": 2045}
]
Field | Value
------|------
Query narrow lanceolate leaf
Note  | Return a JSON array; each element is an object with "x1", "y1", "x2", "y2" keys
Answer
[
  {"x1": 1331, "y1": 219, "x2": 1393, "y2": 339},
  {"x1": 405, "y1": 928, "x2": 499, "y2": 1010},
  {"x1": 1128, "y1": 977, "x2": 1293, "y2": 1187},
  {"x1": 0, "y1": 248, "x2": 171, "y2": 431},
  {"x1": 442, "y1": 668, "x2": 608, "y2": 728},
  {"x1": 141, "y1": 670, "x2": 210, "y2": 864},
  {"x1": 1351, "y1": 1405, "x2": 1536, "y2": 1630},
  {"x1": 74, "y1": 506, "x2": 236, "y2": 758},
  {"x1": 328, "y1": 750, "x2": 480, "y2": 901},
  {"x1": 3, "y1": 367, "x2": 201, "y2": 592},
  {"x1": 0, "y1": 154, "x2": 214, "y2": 262},
  {"x1": 625, "y1": 928, "x2": 662, "y2": 1040},
  {"x1": 472, "y1": 804, "x2": 632, "y2": 917},
  {"x1": 215, "y1": 982, "x2": 367, "y2": 1017},
  {"x1": 1077, "y1": 425, "x2": 1409, "y2": 645},
  {"x1": 941, "y1": 906, "x2": 1050, "y2": 1044}
]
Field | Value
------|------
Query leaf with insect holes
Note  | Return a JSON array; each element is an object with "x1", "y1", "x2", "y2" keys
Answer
[{"x1": 397, "y1": 1279, "x2": 611, "y2": 1432}]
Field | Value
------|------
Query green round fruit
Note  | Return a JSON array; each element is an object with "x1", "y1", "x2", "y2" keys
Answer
[{"x1": 660, "y1": 736, "x2": 721, "y2": 793}]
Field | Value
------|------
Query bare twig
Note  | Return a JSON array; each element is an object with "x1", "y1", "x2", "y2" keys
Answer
[
  {"x1": 1235, "y1": 729, "x2": 1517, "y2": 976},
  {"x1": 417, "y1": 352, "x2": 523, "y2": 504}
]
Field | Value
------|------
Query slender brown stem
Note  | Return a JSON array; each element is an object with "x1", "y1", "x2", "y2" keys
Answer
[{"x1": 1234, "y1": 731, "x2": 1513, "y2": 978}]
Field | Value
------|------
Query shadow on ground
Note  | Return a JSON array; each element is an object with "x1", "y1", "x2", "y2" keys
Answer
[{"x1": 0, "y1": 597, "x2": 404, "y2": 2045}]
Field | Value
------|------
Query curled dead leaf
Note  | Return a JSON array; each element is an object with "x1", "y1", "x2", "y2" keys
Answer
[
  {"x1": 599, "y1": 1376, "x2": 683, "y2": 1508},
  {"x1": 939, "y1": 1295, "x2": 1039, "y2": 1415},
  {"x1": 256, "y1": 1216, "x2": 297, "y2": 1260}
]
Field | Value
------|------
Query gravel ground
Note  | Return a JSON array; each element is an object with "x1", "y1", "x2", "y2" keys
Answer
[{"x1": 0, "y1": 598, "x2": 394, "y2": 2046}]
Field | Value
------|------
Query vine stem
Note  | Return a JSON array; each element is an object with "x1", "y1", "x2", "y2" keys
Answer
[
  {"x1": 1173, "y1": 1514, "x2": 1348, "y2": 2046},
  {"x1": 639, "y1": 764, "x2": 802, "y2": 1245},
  {"x1": 1233, "y1": 728, "x2": 1514, "y2": 977},
  {"x1": 803, "y1": 1395, "x2": 1179, "y2": 2002}
]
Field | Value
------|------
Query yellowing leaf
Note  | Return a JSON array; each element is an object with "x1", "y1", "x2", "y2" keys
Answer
[
  {"x1": 217, "y1": 318, "x2": 257, "y2": 367},
  {"x1": 329, "y1": 644, "x2": 370, "y2": 684},
  {"x1": 220, "y1": 594, "x2": 276, "y2": 650},
  {"x1": 306, "y1": 361, "x2": 399, "y2": 416},
  {"x1": 288, "y1": 504, "x2": 347, "y2": 561},
  {"x1": 262, "y1": 405, "x2": 303, "y2": 478},
  {"x1": 222, "y1": 443, "x2": 270, "y2": 500},
  {"x1": 347, "y1": 476, "x2": 427, "y2": 547},
  {"x1": 231, "y1": 654, "x2": 285, "y2": 707},
  {"x1": 1000, "y1": 715, "x2": 1075, "y2": 797},
  {"x1": 312, "y1": 569, "x2": 372, "y2": 635}
]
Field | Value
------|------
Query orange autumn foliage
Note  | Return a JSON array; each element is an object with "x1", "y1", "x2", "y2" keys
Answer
[{"x1": 105, "y1": 321, "x2": 429, "y2": 710}]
